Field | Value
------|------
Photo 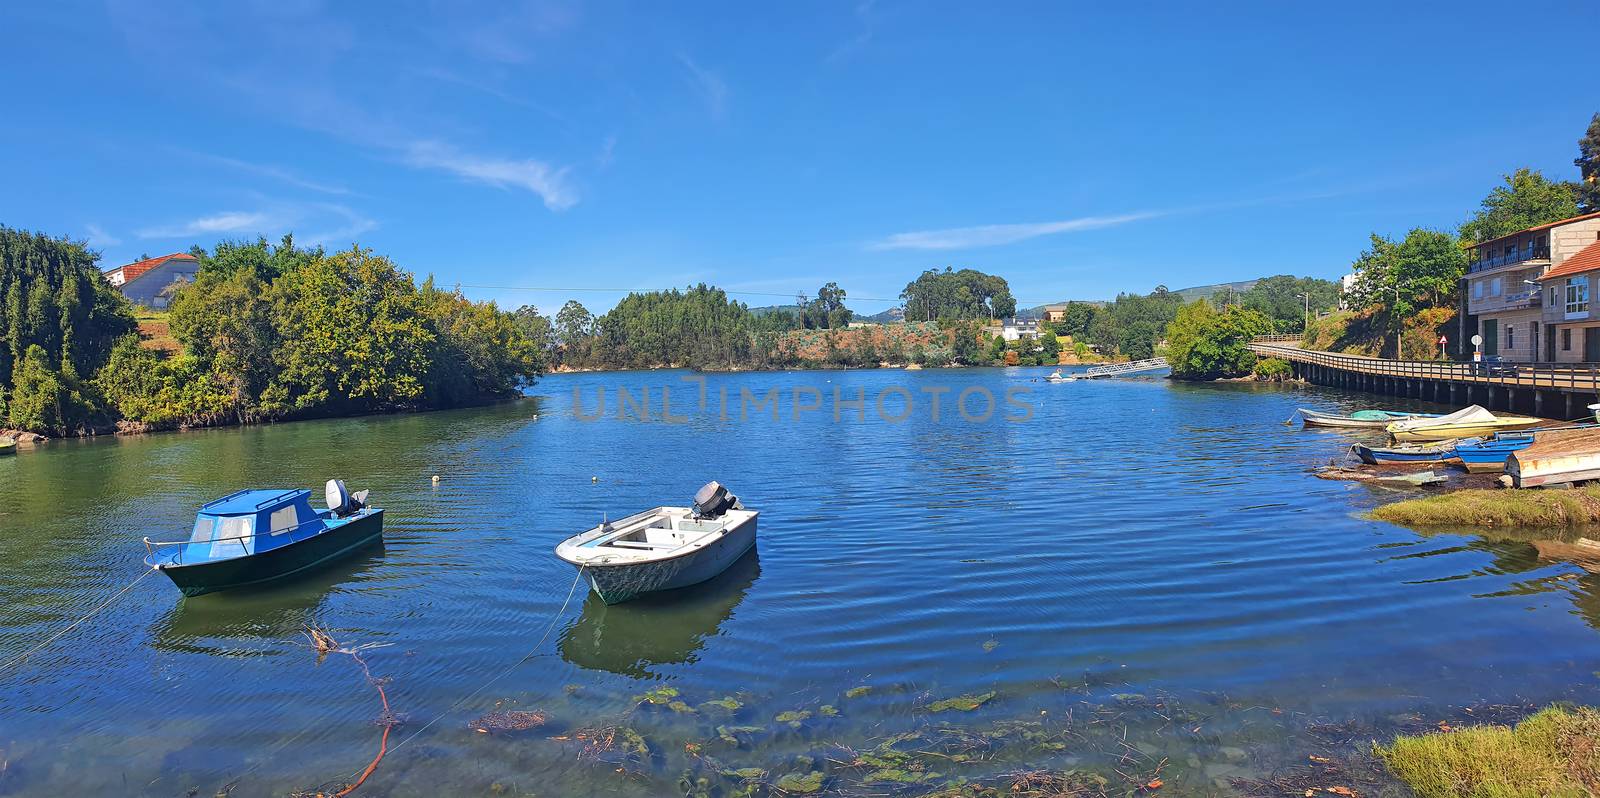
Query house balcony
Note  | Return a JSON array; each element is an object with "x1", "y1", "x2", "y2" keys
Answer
[
  {"x1": 1468, "y1": 245, "x2": 1551, "y2": 274},
  {"x1": 1501, "y1": 289, "x2": 1542, "y2": 310}
]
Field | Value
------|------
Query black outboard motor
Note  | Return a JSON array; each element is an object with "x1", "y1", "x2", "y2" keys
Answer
[{"x1": 692, "y1": 481, "x2": 742, "y2": 519}]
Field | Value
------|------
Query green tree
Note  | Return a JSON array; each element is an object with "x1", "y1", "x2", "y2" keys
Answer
[
  {"x1": 1347, "y1": 229, "x2": 1467, "y2": 315},
  {"x1": 1166, "y1": 301, "x2": 1274, "y2": 380},
  {"x1": 1039, "y1": 329, "x2": 1061, "y2": 361},
  {"x1": 1579, "y1": 112, "x2": 1600, "y2": 213},
  {"x1": 1459, "y1": 168, "x2": 1581, "y2": 244},
  {"x1": 948, "y1": 321, "x2": 983, "y2": 364},
  {"x1": 1059, "y1": 302, "x2": 1097, "y2": 340},
  {"x1": 900, "y1": 268, "x2": 1016, "y2": 321},
  {"x1": 94, "y1": 337, "x2": 231, "y2": 429},
  {"x1": 190, "y1": 235, "x2": 321, "y2": 282},
  {"x1": 169, "y1": 266, "x2": 278, "y2": 420},
  {"x1": 260, "y1": 247, "x2": 434, "y2": 416},
  {"x1": 803, "y1": 282, "x2": 852, "y2": 329},
  {"x1": 1085, "y1": 287, "x2": 1184, "y2": 359},
  {"x1": 8, "y1": 344, "x2": 94, "y2": 434},
  {"x1": 0, "y1": 226, "x2": 135, "y2": 403},
  {"x1": 1239, "y1": 275, "x2": 1341, "y2": 332},
  {"x1": 986, "y1": 334, "x2": 1006, "y2": 363}
]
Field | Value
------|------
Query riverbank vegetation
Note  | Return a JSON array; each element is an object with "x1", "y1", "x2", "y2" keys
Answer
[
  {"x1": 0, "y1": 232, "x2": 546, "y2": 435},
  {"x1": 1368, "y1": 486, "x2": 1600, "y2": 528},
  {"x1": 1165, "y1": 301, "x2": 1273, "y2": 380},
  {"x1": 1377, "y1": 705, "x2": 1600, "y2": 798},
  {"x1": 547, "y1": 271, "x2": 1015, "y2": 371}
]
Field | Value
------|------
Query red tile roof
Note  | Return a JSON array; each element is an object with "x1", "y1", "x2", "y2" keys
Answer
[
  {"x1": 1470, "y1": 211, "x2": 1600, "y2": 249},
  {"x1": 1540, "y1": 240, "x2": 1600, "y2": 282},
  {"x1": 104, "y1": 253, "x2": 196, "y2": 283}
]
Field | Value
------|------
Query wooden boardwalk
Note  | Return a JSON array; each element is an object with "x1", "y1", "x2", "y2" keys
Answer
[{"x1": 1248, "y1": 340, "x2": 1600, "y2": 420}]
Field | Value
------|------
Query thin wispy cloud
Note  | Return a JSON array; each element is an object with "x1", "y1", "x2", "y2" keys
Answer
[
  {"x1": 300, "y1": 203, "x2": 379, "y2": 247},
  {"x1": 189, "y1": 152, "x2": 354, "y2": 195},
  {"x1": 85, "y1": 224, "x2": 122, "y2": 248},
  {"x1": 868, "y1": 212, "x2": 1163, "y2": 251},
  {"x1": 826, "y1": 0, "x2": 879, "y2": 65},
  {"x1": 138, "y1": 211, "x2": 276, "y2": 239},
  {"x1": 677, "y1": 53, "x2": 728, "y2": 120},
  {"x1": 405, "y1": 141, "x2": 578, "y2": 211}
]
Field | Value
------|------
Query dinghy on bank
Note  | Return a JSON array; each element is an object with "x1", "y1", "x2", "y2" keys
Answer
[
  {"x1": 1299, "y1": 408, "x2": 1438, "y2": 429},
  {"x1": 555, "y1": 482, "x2": 758, "y2": 605},
  {"x1": 1386, "y1": 405, "x2": 1541, "y2": 442}
]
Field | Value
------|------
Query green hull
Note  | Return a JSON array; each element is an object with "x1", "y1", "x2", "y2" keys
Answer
[{"x1": 158, "y1": 510, "x2": 384, "y2": 597}]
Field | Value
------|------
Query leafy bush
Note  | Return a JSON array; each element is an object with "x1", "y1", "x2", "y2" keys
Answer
[
  {"x1": 1252, "y1": 357, "x2": 1291, "y2": 381},
  {"x1": 1165, "y1": 301, "x2": 1274, "y2": 380},
  {"x1": 94, "y1": 337, "x2": 231, "y2": 429}
]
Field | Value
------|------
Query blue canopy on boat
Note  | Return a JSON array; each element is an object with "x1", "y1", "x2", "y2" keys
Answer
[{"x1": 165, "y1": 489, "x2": 322, "y2": 564}]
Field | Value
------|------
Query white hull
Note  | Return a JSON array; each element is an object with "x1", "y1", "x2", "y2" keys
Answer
[{"x1": 555, "y1": 506, "x2": 759, "y2": 604}]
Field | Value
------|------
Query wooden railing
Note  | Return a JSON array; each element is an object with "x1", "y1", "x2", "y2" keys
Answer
[{"x1": 1248, "y1": 340, "x2": 1600, "y2": 392}]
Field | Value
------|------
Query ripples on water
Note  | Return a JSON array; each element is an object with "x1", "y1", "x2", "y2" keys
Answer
[{"x1": 3, "y1": 368, "x2": 1600, "y2": 795}]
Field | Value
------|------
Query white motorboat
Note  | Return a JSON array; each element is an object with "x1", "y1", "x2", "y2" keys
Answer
[{"x1": 555, "y1": 482, "x2": 758, "y2": 604}]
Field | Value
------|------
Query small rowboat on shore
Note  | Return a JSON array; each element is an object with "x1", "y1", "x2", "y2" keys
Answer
[
  {"x1": 555, "y1": 481, "x2": 759, "y2": 605},
  {"x1": 0, "y1": 437, "x2": 15, "y2": 456},
  {"x1": 1386, "y1": 405, "x2": 1542, "y2": 442},
  {"x1": 1351, "y1": 441, "x2": 1458, "y2": 465},
  {"x1": 1299, "y1": 408, "x2": 1438, "y2": 429}
]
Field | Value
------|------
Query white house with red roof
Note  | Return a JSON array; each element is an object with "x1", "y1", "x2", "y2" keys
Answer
[
  {"x1": 102, "y1": 252, "x2": 200, "y2": 309},
  {"x1": 1464, "y1": 212, "x2": 1600, "y2": 362}
]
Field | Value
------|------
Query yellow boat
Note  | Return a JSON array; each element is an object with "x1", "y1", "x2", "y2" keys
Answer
[{"x1": 1386, "y1": 404, "x2": 1543, "y2": 442}]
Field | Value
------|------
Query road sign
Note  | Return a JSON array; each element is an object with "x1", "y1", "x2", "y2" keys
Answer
[
  {"x1": 1471, "y1": 334, "x2": 1483, "y2": 346},
  {"x1": 1438, "y1": 335, "x2": 1448, "y2": 344}
]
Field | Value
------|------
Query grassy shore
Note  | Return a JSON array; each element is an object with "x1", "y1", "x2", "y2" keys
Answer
[
  {"x1": 1368, "y1": 486, "x2": 1600, "y2": 528},
  {"x1": 1377, "y1": 706, "x2": 1600, "y2": 797}
]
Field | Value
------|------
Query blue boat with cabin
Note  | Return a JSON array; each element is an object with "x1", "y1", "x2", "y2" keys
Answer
[{"x1": 144, "y1": 480, "x2": 383, "y2": 596}]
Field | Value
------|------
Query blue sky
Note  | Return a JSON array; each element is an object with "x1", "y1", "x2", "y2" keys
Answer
[{"x1": 1, "y1": 2, "x2": 1594, "y2": 314}]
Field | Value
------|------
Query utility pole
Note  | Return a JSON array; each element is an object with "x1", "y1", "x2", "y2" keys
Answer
[{"x1": 1295, "y1": 292, "x2": 1310, "y2": 331}]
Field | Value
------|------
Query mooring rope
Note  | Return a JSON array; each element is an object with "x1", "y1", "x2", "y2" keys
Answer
[
  {"x1": 382, "y1": 564, "x2": 587, "y2": 759},
  {"x1": 216, "y1": 564, "x2": 589, "y2": 796},
  {"x1": 0, "y1": 566, "x2": 157, "y2": 675}
]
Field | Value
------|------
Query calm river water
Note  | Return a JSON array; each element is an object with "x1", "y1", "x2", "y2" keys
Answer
[{"x1": 3, "y1": 368, "x2": 1600, "y2": 796}]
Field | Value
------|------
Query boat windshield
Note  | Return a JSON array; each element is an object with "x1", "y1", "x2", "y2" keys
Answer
[
  {"x1": 189, "y1": 516, "x2": 216, "y2": 544},
  {"x1": 190, "y1": 515, "x2": 254, "y2": 559}
]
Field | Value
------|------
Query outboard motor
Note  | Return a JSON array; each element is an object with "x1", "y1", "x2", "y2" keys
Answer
[
  {"x1": 692, "y1": 481, "x2": 742, "y2": 519},
  {"x1": 325, "y1": 479, "x2": 369, "y2": 518}
]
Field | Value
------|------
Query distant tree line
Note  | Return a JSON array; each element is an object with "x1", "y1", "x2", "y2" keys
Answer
[{"x1": 0, "y1": 232, "x2": 546, "y2": 435}]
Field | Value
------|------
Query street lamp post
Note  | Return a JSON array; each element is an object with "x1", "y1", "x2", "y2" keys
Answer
[
  {"x1": 1393, "y1": 285, "x2": 1403, "y2": 360},
  {"x1": 1295, "y1": 292, "x2": 1310, "y2": 331}
]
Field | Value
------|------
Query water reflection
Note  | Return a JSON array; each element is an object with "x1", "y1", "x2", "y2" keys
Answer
[
  {"x1": 149, "y1": 545, "x2": 386, "y2": 655},
  {"x1": 1404, "y1": 526, "x2": 1600, "y2": 631},
  {"x1": 558, "y1": 548, "x2": 759, "y2": 678}
]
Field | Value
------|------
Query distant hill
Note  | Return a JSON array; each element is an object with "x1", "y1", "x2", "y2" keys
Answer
[
  {"x1": 1015, "y1": 300, "x2": 1107, "y2": 318},
  {"x1": 1171, "y1": 279, "x2": 1258, "y2": 302},
  {"x1": 747, "y1": 304, "x2": 802, "y2": 317}
]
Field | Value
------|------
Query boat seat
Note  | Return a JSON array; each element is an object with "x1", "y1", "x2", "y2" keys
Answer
[{"x1": 608, "y1": 540, "x2": 678, "y2": 550}]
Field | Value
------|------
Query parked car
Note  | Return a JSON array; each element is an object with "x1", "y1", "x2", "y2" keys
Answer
[{"x1": 1475, "y1": 355, "x2": 1519, "y2": 377}]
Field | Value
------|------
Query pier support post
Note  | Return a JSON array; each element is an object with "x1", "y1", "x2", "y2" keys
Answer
[{"x1": 1536, "y1": 390, "x2": 1544, "y2": 417}]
